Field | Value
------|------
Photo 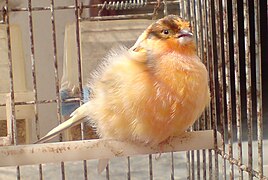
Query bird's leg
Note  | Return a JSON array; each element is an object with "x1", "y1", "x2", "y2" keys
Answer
[
  {"x1": 159, "y1": 136, "x2": 174, "y2": 148},
  {"x1": 155, "y1": 136, "x2": 174, "y2": 160}
]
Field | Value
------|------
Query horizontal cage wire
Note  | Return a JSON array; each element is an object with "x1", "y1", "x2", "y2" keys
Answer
[{"x1": 0, "y1": 0, "x2": 267, "y2": 180}]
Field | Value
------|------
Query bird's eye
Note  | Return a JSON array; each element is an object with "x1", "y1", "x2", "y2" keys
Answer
[{"x1": 162, "y1": 30, "x2": 169, "y2": 35}]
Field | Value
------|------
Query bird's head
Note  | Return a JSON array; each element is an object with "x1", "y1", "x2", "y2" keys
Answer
[{"x1": 131, "y1": 15, "x2": 196, "y2": 55}]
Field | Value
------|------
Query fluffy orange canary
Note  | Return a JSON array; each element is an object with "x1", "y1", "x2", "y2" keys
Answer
[{"x1": 37, "y1": 14, "x2": 210, "y2": 164}]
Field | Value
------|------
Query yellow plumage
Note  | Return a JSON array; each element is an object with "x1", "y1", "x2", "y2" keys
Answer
[
  {"x1": 88, "y1": 48, "x2": 209, "y2": 146},
  {"x1": 36, "y1": 14, "x2": 210, "y2": 173},
  {"x1": 37, "y1": 14, "x2": 210, "y2": 151}
]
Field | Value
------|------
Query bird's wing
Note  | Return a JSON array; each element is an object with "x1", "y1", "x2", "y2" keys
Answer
[
  {"x1": 35, "y1": 102, "x2": 91, "y2": 143},
  {"x1": 128, "y1": 26, "x2": 152, "y2": 64},
  {"x1": 127, "y1": 49, "x2": 147, "y2": 63}
]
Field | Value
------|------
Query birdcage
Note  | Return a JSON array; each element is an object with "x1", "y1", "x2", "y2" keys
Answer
[{"x1": 0, "y1": 0, "x2": 267, "y2": 179}]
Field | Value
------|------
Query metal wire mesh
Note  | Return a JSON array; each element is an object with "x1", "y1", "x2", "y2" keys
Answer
[{"x1": 0, "y1": 0, "x2": 267, "y2": 179}]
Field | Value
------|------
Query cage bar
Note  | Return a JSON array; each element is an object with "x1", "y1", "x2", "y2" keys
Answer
[
  {"x1": 220, "y1": 1, "x2": 230, "y2": 179},
  {"x1": 212, "y1": 0, "x2": 223, "y2": 179},
  {"x1": 224, "y1": 0, "x2": 235, "y2": 178},
  {"x1": 170, "y1": 151, "x2": 174, "y2": 180},
  {"x1": 4, "y1": 0, "x2": 21, "y2": 179},
  {"x1": 127, "y1": 156, "x2": 131, "y2": 180},
  {"x1": 105, "y1": 165, "x2": 110, "y2": 180},
  {"x1": 26, "y1": 0, "x2": 44, "y2": 179},
  {"x1": 148, "y1": 154, "x2": 153, "y2": 180},
  {"x1": 253, "y1": 0, "x2": 263, "y2": 179},
  {"x1": 50, "y1": 0, "x2": 66, "y2": 179},
  {"x1": 4, "y1": 0, "x2": 15, "y2": 148},
  {"x1": 232, "y1": 1, "x2": 244, "y2": 179},
  {"x1": 193, "y1": 0, "x2": 202, "y2": 178},
  {"x1": 200, "y1": 0, "x2": 209, "y2": 179},
  {"x1": 74, "y1": 0, "x2": 89, "y2": 179},
  {"x1": 243, "y1": 0, "x2": 253, "y2": 179},
  {"x1": 205, "y1": 0, "x2": 216, "y2": 179}
]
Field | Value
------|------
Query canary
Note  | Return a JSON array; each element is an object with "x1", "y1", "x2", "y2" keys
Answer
[{"x1": 36, "y1": 14, "x2": 210, "y2": 171}]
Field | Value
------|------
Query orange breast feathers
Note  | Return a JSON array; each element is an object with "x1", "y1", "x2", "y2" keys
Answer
[
  {"x1": 36, "y1": 15, "x2": 210, "y2": 146},
  {"x1": 90, "y1": 48, "x2": 210, "y2": 145},
  {"x1": 88, "y1": 15, "x2": 210, "y2": 145}
]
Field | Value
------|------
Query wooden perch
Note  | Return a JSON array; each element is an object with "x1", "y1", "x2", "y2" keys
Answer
[{"x1": 0, "y1": 130, "x2": 222, "y2": 167}]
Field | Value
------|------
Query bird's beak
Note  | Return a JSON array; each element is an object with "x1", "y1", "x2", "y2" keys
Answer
[
  {"x1": 177, "y1": 29, "x2": 194, "y2": 45},
  {"x1": 178, "y1": 29, "x2": 193, "y2": 39}
]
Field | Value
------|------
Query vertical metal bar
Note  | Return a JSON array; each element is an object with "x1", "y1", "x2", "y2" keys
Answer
[
  {"x1": 50, "y1": 0, "x2": 62, "y2": 140},
  {"x1": 197, "y1": 0, "x2": 204, "y2": 56},
  {"x1": 186, "y1": 1, "x2": 195, "y2": 179},
  {"x1": 206, "y1": 0, "x2": 215, "y2": 178},
  {"x1": 211, "y1": 0, "x2": 223, "y2": 179},
  {"x1": 226, "y1": 8, "x2": 235, "y2": 180},
  {"x1": 186, "y1": 151, "x2": 191, "y2": 180},
  {"x1": 196, "y1": 150, "x2": 200, "y2": 180},
  {"x1": 27, "y1": 0, "x2": 39, "y2": 143},
  {"x1": 221, "y1": 0, "x2": 234, "y2": 179},
  {"x1": 192, "y1": 1, "x2": 201, "y2": 178},
  {"x1": 213, "y1": 0, "x2": 223, "y2": 178},
  {"x1": 106, "y1": 165, "x2": 110, "y2": 180},
  {"x1": 74, "y1": 0, "x2": 83, "y2": 138},
  {"x1": 221, "y1": 0, "x2": 229, "y2": 179},
  {"x1": 243, "y1": 0, "x2": 253, "y2": 179},
  {"x1": 207, "y1": 0, "x2": 227, "y2": 177},
  {"x1": 4, "y1": 0, "x2": 20, "y2": 179},
  {"x1": 183, "y1": 0, "x2": 189, "y2": 20},
  {"x1": 182, "y1": 0, "x2": 190, "y2": 178},
  {"x1": 178, "y1": 1, "x2": 181, "y2": 17},
  {"x1": 254, "y1": 0, "x2": 263, "y2": 179},
  {"x1": 180, "y1": 0, "x2": 185, "y2": 18},
  {"x1": 191, "y1": 151, "x2": 195, "y2": 180},
  {"x1": 194, "y1": 0, "x2": 201, "y2": 65},
  {"x1": 232, "y1": 0, "x2": 243, "y2": 179},
  {"x1": 74, "y1": 0, "x2": 88, "y2": 179},
  {"x1": 149, "y1": 154, "x2": 153, "y2": 180},
  {"x1": 127, "y1": 157, "x2": 131, "y2": 180},
  {"x1": 5, "y1": 0, "x2": 16, "y2": 145},
  {"x1": 201, "y1": 116, "x2": 207, "y2": 180},
  {"x1": 201, "y1": 0, "x2": 208, "y2": 178},
  {"x1": 162, "y1": 0, "x2": 168, "y2": 16},
  {"x1": 170, "y1": 152, "x2": 174, "y2": 180},
  {"x1": 189, "y1": 0, "x2": 196, "y2": 46},
  {"x1": 27, "y1": 0, "x2": 43, "y2": 179},
  {"x1": 50, "y1": 0, "x2": 66, "y2": 179},
  {"x1": 191, "y1": 0, "x2": 197, "y2": 59},
  {"x1": 208, "y1": 99, "x2": 213, "y2": 179}
]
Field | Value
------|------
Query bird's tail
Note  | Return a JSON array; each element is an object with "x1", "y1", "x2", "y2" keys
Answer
[
  {"x1": 98, "y1": 159, "x2": 109, "y2": 174},
  {"x1": 35, "y1": 103, "x2": 91, "y2": 144}
]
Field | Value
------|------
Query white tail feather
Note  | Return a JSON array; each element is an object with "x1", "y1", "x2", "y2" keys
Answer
[
  {"x1": 98, "y1": 159, "x2": 109, "y2": 174},
  {"x1": 35, "y1": 102, "x2": 91, "y2": 144}
]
